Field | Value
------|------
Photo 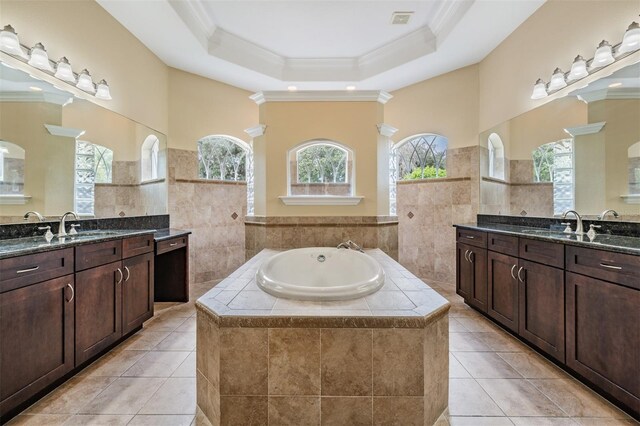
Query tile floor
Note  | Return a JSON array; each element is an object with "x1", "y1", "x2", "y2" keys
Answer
[{"x1": 8, "y1": 280, "x2": 638, "y2": 426}]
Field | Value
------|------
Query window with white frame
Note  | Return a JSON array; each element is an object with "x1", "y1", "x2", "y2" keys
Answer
[
  {"x1": 395, "y1": 134, "x2": 447, "y2": 180},
  {"x1": 488, "y1": 133, "x2": 505, "y2": 180},
  {"x1": 532, "y1": 139, "x2": 574, "y2": 215},
  {"x1": 197, "y1": 135, "x2": 249, "y2": 181},
  {"x1": 141, "y1": 135, "x2": 160, "y2": 182},
  {"x1": 0, "y1": 141, "x2": 25, "y2": 195},
  {"x1": 629, "y1": 141, "x2": 640, "y2": 195},
  {"x1": 289, "y1": 140, "x2": 353, "y2": 196}
]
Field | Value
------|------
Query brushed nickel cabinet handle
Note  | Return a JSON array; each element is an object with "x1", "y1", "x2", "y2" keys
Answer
[
  {"x1": 124, "y1": 266, "x2": 130, "y2": 281},
  {"x1": 469, "y1": 251, "x2": 474, "y2": 263},
  {"x1": 169, "y1": 242, "x2": 178, "y2": 247},
  {"x1": 511, "y1": 264, "x2": 517, "y2": 280},
  {"x1": 464, "y1": 250, "x2": 470, "y2": 262},
  {"x1": 599, "y1": 263, "x2": 622, "y2": 270},
  {"x1": 517, "y1": 266, "x2": 525, "y2": 283},
  {"x1": 465, "y1": 235, "x2": 475, "y2": 239},
  {"x1": 66, "y1": 283, "x2": 74, "y2": 302},
  {"x1": 16, "y1": 265, "x2": 39, "y2": 274},
  {"x1": 116, "y1": 268, "x2": 123, "y2": 284}
]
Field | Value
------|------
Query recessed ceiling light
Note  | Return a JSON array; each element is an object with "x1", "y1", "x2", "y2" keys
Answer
[
  {"x1": 391, "y1": 11, "x2": 414, "y2": 25},
  {"x1": 29, "y1": 86, "x2": 43, "y2": 91},
  {"x1": 608, "y1": 82, "x2": 623, "y2": 88},
  {"x1": 346, "y1": 85, "x2": 356, "y2": 91},
  {"x1": 287, "y1": 85, "x2": 297, "y2": 91}
]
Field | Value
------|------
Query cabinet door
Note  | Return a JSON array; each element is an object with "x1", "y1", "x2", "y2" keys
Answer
[
  {"x1": 518, "y1": 260, "x2": 565, "y2": 362},
  {"x1": 122, "y1": 252, "x2": 154, "y2": 335},
  {"x1": 566, "y1": 272, "x2": 640, "y2": 417},
  {"x1": 487, "y1": 251, "x2": 519, "y2": 333},
  {"x1": 456, "y1": 243, "x2": 473, "y2": 300},
  {"x1": 0, "y1": 276, "x2": 74, "y2": 418},
  {"x1": 467, "y1": 247, "x2": 488, "y2": 312},
  {"x1": 75, "y1": 261, "x2": 122, "y2": 365}
]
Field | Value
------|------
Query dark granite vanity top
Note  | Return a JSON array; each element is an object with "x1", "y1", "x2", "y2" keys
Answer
[
  {"x1": 0, "y1": 229, "x2": 156, "y2": 260},
  {"x1": 455, "y1": 222, "x2": 640, "y2": 256},
  {"x1": 153, "y1": 228, "x2": 191, "y2": 242}
]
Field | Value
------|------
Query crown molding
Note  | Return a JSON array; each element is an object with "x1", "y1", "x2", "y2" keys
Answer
[
  {"x1": 250, "y1": 90, "x2": 392, "y2": 104},
  {"x1": 578, "y1": 87, "x2": 640, "y2": 102},
  {"x1": 564, "y1": 121, "x2": 606, "y2": 137},
  {"x1": 377, "y1": 124, "x2": 398, "y2": 137},
  {"x1": 245, "y1": 124, "x2": 267, "y2": 138},
  {"x1": 44, "y1": 124, "x2": 86, "y2": 139},
  {"x1": 0, "y1": 91, "x2": 73, "y2": 106}
]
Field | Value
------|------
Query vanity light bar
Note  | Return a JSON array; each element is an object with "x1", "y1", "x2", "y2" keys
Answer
[
  {"x1": 530, "y1": 20, "x2": 640, "y2": 100},
  {"x1": 0, "y1": 24, "x2": 112, "y2": 100}
]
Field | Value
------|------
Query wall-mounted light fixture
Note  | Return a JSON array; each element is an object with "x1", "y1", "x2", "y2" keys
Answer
[
  {"x1": 0, "y1": 24, "x2": 112, "y2": 100},
  {"x1": 530, "y1": 20, "x2": 639, "y2": 100}
]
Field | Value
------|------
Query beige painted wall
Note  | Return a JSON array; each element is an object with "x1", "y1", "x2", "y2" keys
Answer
[
  {"x1": 255, "y1": 101, "x2": 384, "y2": 216},
  {"x1": 386, "y1": 65, "x2": 479, "y2": 149},
  {"x1": 167, "y1": 68, "x2": 257, "y2": 151},
  {"x1": 479, "y1": 0, "x2": 638, "y2": 131},
  {"x1": 1, "y1": 0, "x2": 169, "y2": 133}
]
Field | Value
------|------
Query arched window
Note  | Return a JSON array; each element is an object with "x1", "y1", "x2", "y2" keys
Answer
[
  {"x1": 532, "y1": 139, "x2": 574, "y2": 215},
  {"x1": 94, "y1": 144, "x2": 113, "y2": 184},
  {"x1": 488, "y1": 133, "x2": 505, "y2": 180},
  {"x1": 197, "y1": 135, "x2": 250, "y2": 181},
  {"x1": 394, "y1": 133, "x2": 447, "y2": 180},
  {"x1": 629, "y1": 141, "x2": 640, "y2": 195},
  {"x1": 289, "y1": 140, "x2": 353, "y2": 196},
  {"x1": 141, "y1": 135, "x2": 160, "y2": 182},
  {"x1": 0, "y1": 140, "x2": 25, "y2": 195}
]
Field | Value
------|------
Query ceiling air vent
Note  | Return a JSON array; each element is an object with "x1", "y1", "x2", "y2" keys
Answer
[{"x1": 391, "y1": 11, "x2": 413, "y2": 25}]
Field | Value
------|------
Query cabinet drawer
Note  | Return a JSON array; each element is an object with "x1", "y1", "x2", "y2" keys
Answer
[
  {"x1": 76, "y1": 240, "x2": 122, "y2": 271},
  {"x1": 456, "y1": 228, "x2": 487, "y2": 248},
  {"x1": 488, "y1": 233, "x2": 518, "y2": 256},
  {"x1": 156, "y1": 236, "x2": 187, "y2": 255},
  {"x1": 123, "y1": 235, "x2": 154, "y2": 258},
  {"x1": 519, "y1": 238, "x2": 564, "y2": 269},
  {"x1": 566, "y1": 246, "x2": 640, "y2": 290},
  {"x1": 0, "y1": 248, "x2": 74, "y2": 293}
]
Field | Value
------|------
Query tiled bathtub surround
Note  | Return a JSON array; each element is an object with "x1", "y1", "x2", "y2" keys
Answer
[
  {"x1": 167, "y1": 148, "x2": 247, "y2": 284},
  {"x1": 244, "y1": 216, "x2": 399, "y2": 261},
  {"x1": 196, "y1": 249, "x2": 450, "y2": 426}
]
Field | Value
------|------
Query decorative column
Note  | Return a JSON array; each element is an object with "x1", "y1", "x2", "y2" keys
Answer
[{"x1": 377, "y1": 123, "x2": 398, "y2": 215}]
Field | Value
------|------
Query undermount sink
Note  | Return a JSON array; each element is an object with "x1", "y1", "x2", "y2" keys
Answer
[{"x1": 69, "y1": 230, "x2": 123, "y2": 238}]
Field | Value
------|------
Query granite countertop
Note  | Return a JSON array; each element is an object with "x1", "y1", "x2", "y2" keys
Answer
[
  {"x1": 153, "y1": 228, "x2": 192, "y2": 242},
  {"x1": 196, "y1": 249, "x2": 450, "y2": 328},
  {"x1": 0, "y1": 229, "x2": 156, "y2": 260},
  {"x1": 455, "y1": 222, "x2": 640, "y2": 256}
]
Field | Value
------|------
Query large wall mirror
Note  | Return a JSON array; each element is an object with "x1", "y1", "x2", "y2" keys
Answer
[
  {"x1": 0, "y1": 62, "x2": 168, "y2": 224},
  {"x1": 479, "y1": 60, "x2": 640, "y2": 221}
]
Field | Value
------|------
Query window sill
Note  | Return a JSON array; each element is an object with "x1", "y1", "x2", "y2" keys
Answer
[
  {"x1": 279, "y1": 196, "x2": 363, "y2": 206},
  {"x1": 0, "y1": 194, "x2": 31, "y2": 205},
  {"x1": 620, "y1": 194, "x2": 640, "y2": 204}
]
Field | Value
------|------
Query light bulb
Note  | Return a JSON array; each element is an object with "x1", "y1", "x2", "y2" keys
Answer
[
  {"x1": 530, "y1": 79, "x2": 548, "y2": 100},
  {"x1": 96, "y1": 79, "x2": 112, "y2": 100},
  {"x1": 619, "y1": 21, "x2": 640, "y2": 53},
  {"x1": 591, "y1": 40, "x2": 614, "y2": 69},
  {"x1": 287, "y1": 85, "x2": 297, "y2": 91},
  {"x1": 54, "y1": 57, "x2": 76, "y2": 83},
  {"x1": 0, "y1": 25, "x2": 27, "y2": 58},
  {"x1": 548, "y1": 68, "x2": 567, "y2": 91},
  {"x1": 28, "y1": 42, "x2": 54, "y2": 72},
  {"x1": 76, "y1": 69, "x2": 95, "y2": 93},
  {"x1": 568, "y1": 55, "x2": 588, "y2": 81}
]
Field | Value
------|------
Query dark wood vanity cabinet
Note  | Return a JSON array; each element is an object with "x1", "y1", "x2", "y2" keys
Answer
[
  {"x1": 487, "y1": 250, "x2": 519, "y2": 333},
  {"x1": 122, "y1": 252, "x2": 154, "y2": 334},
  {"x1": 456, "y1": 229, "x2": 488, "y2": 312}
]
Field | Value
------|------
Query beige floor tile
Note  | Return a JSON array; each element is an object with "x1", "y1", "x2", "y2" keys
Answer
[
  {"x1": 117, "y1": 331, "x2": 171, "y2": 351},
  {"x1": 79, "y1": 378, "x2": 165, "y2": 414},
  {"x1": 81, "y1": 350, "x2": 147, "y2": 377},
  {"x1": 172, "y1": 352, "x2": 197, "y2": 377},
  {"x1": 155, "y1": 332, "x2": 197, "y2": 351},
  {"x1": 475, "y1": 331, "x2": 531, "y2": 352},
  {"x1": 529, "y1": 379, "x2": 630, "y2": 419},
  {"x1": 449, "y1": 354, "x2": 471, "y2": 379},
  {"x1": 573, "y1": 418, "x2": 638, "y2": 425},
  {"x1": 26, "y1": 376, "x2": 117, "y2": 414},
  {"x1": 476, "y1": 379, "x2": 565, "y2": 417},
  {"x1": 129, "y1": 415, "x2": 195, "y2": 425},
  {"x1": 176, "y1": 317, "x2": 197, "y2": 332},
  {"x1": 62, "y1": 414, "x2": 133, "y2": 425},
  {"x1": 510, "y1": 417, "x2": 578, "y2": 425},
  {"x1": 452, "y1": 352, "x2": 522, "y2": 379},
  {"x1": 122, "y1": 351, "x2": 191, "y2": 377},
  {"x1": 6, "y1": 414, "x2": 70, "y2": 425},
  {"x1": 448, "y1": 379, "x2": 504, "y2": 416},
  {"x1": 144, "y1": 315, "x2": 188, "y2": 332},
  {"x1": 449, "y1": 332, "x2": 492, "y2": 352},
  {"x1": 448, "y1": 416, "x2": 514, "y2": 425},
  {"x1": 498, "y1": 352, "x2": 563, "y2": 379},
  {"x1": 139, "y1": 378, "x2": 196, "y2": 415},
  {"x1": 449, "y1": 318, "x2": 469, "y2": 332},
  {"x1": 191, "y1": 407, "x2": 214, "y2": 426},
  {"x1": 456, "y1": 317, "x2": 500, "y2": 333}
]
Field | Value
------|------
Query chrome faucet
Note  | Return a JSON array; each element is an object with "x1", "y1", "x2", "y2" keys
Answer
[
  {"x1": 598, "y1": 209, "x2": 619, "y2": 220},
  {"x1": 58, "y1": 211, "x2": 78, "y2": 238},
  {"x1": 337, "y1": 240, "x2": 364, "y2": 253},
  {"x1": 23, "y1": 211, "x2": 45, "y2": 222},
  {"x1": 562, "y1": 210, "x2": 584, "y2": 234}
]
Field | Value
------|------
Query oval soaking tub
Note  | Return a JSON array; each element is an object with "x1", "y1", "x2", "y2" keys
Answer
[{"x1": 256, "y1": 247, "x2": 385, "y2": 301}]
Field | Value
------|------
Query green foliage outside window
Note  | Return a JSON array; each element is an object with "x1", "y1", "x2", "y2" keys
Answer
[
  {"x1": 296, "y1": 144, "x2": 347, "y2": 183},
  {"x1": 403, "y1": 166, "x2": 447, "y2": 180},
  {"x1": 198, "y1": 136, "x2": 247, "y2": 181}
]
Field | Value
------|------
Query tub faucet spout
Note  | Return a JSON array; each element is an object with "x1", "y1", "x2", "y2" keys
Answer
[{"x1": 337, "y1": 240, "x2": 364, "y2": 253}]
